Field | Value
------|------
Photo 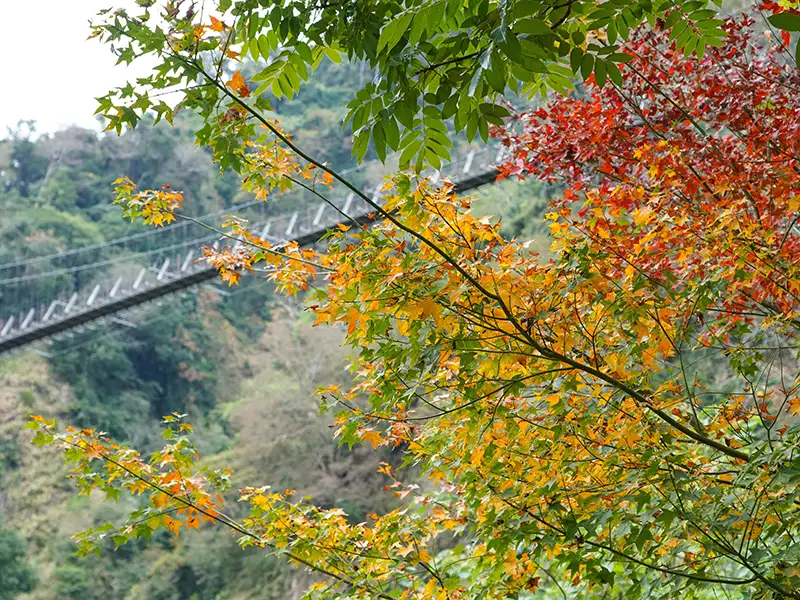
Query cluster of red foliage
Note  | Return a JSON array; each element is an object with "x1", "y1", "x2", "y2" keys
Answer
[{"x1": 493, "y1": 16, "x2": 800, "y2": 338}]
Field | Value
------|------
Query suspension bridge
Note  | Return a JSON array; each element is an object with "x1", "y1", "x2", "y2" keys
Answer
[{"x1": 0, "y1": 146, "x2": 504, "y2": 355}]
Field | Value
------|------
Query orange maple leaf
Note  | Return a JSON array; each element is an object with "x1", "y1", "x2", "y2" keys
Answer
[
  {"x1": 225, "y1": 70, "x2": 250, "y2": 97},
  {"x1": 359, "y1": 428, "x2": 385, "y2": 449},
  {"x1": 344, "y1": 307, "x2": 365, "y2": 335},
  {"x1": 209, "y1": 16, "x2": 225, "y2": 32},
  {"x1": 163, "y1": 515, "x2": 182, "y2": 536}
]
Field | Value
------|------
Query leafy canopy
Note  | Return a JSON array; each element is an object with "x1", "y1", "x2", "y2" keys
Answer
[
  {"x1": 31, "y1": 13, "x2": 800, "y2": 600},
  {"x1": 95, "y1": 0, "x2": 732, "y2": 168}
]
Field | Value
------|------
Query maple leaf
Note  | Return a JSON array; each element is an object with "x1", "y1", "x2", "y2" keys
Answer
[
  {"x1": 409, "y1": 297, "x2": 440, "y2": 323},
  {"x1": 163, "y1": 516, "x2": 182, "y2": 536},
  {"x1": 344, "y1": 307, "x2": 365, "y2": 335},
  {"x1": 225, "y1": 70, "x2": 250, "y2": 98},
  {"x1": 209, "y1": 16, "x2": 225, "y2": 32},
  {"x1": 359, "y1": 428, "x2": 385, "y2": 449}
]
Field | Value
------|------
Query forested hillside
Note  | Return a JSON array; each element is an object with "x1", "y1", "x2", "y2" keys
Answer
[{"x1": 0, "y1": 59, "x2": 549, "y2": 600}]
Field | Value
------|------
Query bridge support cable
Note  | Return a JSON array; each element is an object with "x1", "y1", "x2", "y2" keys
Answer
[{"x1": 0, "y1": 161, "x2": 501, "y2": 355}]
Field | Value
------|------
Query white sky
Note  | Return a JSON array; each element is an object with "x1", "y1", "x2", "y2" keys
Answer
[{"x1": 1, "y1": 0, "x2": 146, "y2": 136}]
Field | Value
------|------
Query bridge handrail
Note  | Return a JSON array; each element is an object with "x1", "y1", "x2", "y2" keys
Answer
[
  {"x1": 0, "y1": 144, "x2": 505, "y2": 355},
  {"x1": 0, "y1": 156, "x2": 387, "y2": 273}
]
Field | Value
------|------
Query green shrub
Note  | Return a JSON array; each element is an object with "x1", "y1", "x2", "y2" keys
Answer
[
  {"x1": 0, "y1": 527, "x2": 37, "y2": 600},
  {"x1": 17, "y1": 390, "x2": 34, "y2": 408}
]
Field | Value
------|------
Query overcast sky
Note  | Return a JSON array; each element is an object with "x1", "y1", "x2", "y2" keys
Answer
[{"x1": 1, "y1": 0, "x2": 145, "y2": 136}]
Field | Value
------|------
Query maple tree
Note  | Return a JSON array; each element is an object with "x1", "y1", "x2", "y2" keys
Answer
[
  {"x1": 93, "y1": 0, "x2": 733, "y2": 168},
  {"x1": 29, "y1": 10, "x2": 800, "y2": 600}
]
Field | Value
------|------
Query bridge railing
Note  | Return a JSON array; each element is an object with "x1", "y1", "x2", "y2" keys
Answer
[{"x1": 0, "y1": 144, "x2": 505, "y2": 353}]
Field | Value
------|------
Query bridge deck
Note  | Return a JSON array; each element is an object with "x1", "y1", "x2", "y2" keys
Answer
[{"x1": 0, "y1": 168, "x2": 500, "y2": 355}]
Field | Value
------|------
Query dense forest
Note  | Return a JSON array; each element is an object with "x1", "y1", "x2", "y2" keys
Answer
[{"x1": 0, "y1": 59, "x2": 550, "y2": 600}]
